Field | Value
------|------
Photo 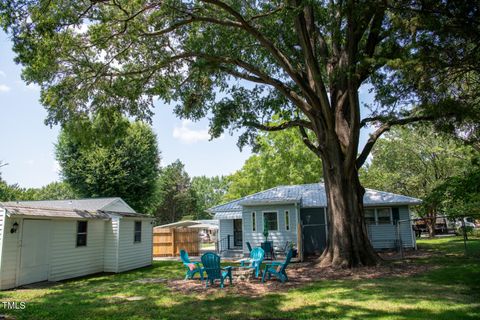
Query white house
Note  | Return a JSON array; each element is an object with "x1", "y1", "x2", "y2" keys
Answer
[
  {"x1": 209, "y1": 183, "x2": 421, "y2": 257},
  {"x1": 0, "y1": 198, "x2": 154, "y2": 290}
]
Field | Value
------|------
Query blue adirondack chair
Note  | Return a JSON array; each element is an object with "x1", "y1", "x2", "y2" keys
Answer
[
  {"x1": 246, "y1": 241, "x2": 253, "y2": 253},
  {"x1": 240, "y1": 247, "x2": 265, "y2": 278},
  {"x1": 201, "y1": 252, "x2": 233, "y2": 288},
  {"x1": 180, "y1": 249, "x2": 204, "y2": 281},
  {"x1": 261, "y1": 249, "x2": 293, "y2": 283}
]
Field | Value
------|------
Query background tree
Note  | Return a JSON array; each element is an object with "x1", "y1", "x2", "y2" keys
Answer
[
  {"x1": 30, "y1": 182, "x2": 77, "y2": 200},
  {"x1": 191, "y1": 175, "x2": 229, "y2": 215},
  {"x1": 426, "y1": 156, "x2": 480, "y2": 222},
  {"x1": 2, "y1": 0, "x2": 478, "y2": 267},
  {"x1": 225, "y1": 128, "x2": 322, "y2": 201},
  {"x1": 152, "y1": 160, "x2": 200, "y2": 224},
  {"x1": 361, "y1": 125, "x2": 474, "y2": 236},
  {"x1": 56, "y1": 112, "x2": 160, "y2": 213}
]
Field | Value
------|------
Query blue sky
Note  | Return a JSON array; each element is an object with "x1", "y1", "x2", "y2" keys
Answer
[{"x1": 0, "y1": 31, "x2": 374, "y2": 189}]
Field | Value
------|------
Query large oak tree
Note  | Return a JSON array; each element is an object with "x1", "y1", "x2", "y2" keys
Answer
[{"x1": 1, "y1": 0, "x2": 478, "y2": 267}]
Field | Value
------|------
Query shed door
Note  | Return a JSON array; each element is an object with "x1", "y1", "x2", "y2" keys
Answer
[
  {"x1": 19, "y1": 220, "x2": 50, "y2": 286},
  {"x1": 301, "y1": 208, "x2": 327, "y2": 256}
]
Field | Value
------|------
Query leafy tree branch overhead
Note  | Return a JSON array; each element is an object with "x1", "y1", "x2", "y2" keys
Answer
[{"x1": 1, "y1": 0, "x2": 478, "y2": 267}]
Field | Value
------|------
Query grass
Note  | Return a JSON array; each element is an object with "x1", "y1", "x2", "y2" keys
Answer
[{"x1": 1, "y1": 236, "x2": 479, "y2": 320}]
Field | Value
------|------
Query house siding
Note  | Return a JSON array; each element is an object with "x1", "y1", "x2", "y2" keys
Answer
[
  {"x1": 103, "y1": 218, "x2": 120, "y2": 272},
  {"x1": 49, "y1": 219, "x2": 105, "y2": 281},
  {"x1": 242, "y1": 204, "x2": 298, "y2": 255},
  {"x1": 218, "y1": 219, "x2": 234, "y2": 251},
  {"x1": 366, "y1": 206, "x2": 414, "y2": 249},
  {"x1": 117, "y1": 218, "x2": 152, "y2": 272},
  {"x1": 0, "y1": 215, "x2": 21, "y2": 290}
]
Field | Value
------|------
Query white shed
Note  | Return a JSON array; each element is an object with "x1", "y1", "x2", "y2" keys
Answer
[{"x1": 0, "y1": 198, "x2": 154, "y2": 290}]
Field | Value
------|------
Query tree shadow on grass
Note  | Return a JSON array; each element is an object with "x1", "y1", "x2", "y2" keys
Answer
[{"x1": 3, "y1": 244, "x2": 480, "y2": 320}]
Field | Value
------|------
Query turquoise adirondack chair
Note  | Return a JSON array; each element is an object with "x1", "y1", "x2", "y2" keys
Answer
[
  {"x1": 200, "y1": 252, "x2": 233, "y2": 288},
  {"x1": 261, "y1": 249, "x2": 293, "y2": 283},
  {"x1": 240, "y1": 247, "x2": 265, "y2": 278},
  {"x1": 180, "y1": 249, "x2": 204, "y2": 281}
]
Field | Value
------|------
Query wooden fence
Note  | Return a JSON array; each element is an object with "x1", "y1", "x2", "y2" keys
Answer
[{"x1": 153, "y1": 227, "x2": 200, "y2": 257}]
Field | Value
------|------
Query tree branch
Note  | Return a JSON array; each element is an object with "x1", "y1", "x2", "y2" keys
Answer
[
  {"x1": 356, "y1": 115, "x2": 435, "y2": 168},
  {"x1": 244, "y1": 120, "x2": 313, "y2": 131},
  {"x1": 299, "y1": 125, "x2": 322, "y2": 156},
  {"x1": 200, "y1": 0, "x2": 316, "y2": 106}
]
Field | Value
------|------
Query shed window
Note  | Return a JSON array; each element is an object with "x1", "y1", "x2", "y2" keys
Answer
[
  {"x1": 263, "y1": 212, "x2": 278, "y2": 231},
  {"x1": 364, "y1": 209, "x2": 376, "y2": 225},
  {"x1": 364, "y1": 208, "x2": 393, "y2": 225},
  {"x1": 285, "y1": 211, "x2": 290, "y2": 231},
  {"x1": 134, "y1": 221, "x2": 142, "y2": 243},
  {"x1": 377, "y1": 208, "x2": 392, "y2": 224},
  {"x1": 252, "y1": 212, "x2": 256, "y2": 232},
  {"x1": 76, "y1": 221, "x2": 87, "y2": 247}
]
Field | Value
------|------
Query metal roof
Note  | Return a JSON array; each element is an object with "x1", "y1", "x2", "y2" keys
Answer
[
  {"x1": 154, "y1": 219, "x2": 219, "y2": 229},
  {"x1": 1, "y1": 198, "x2": 134, "y2": 213},
  {"x1": 210, "y1": 183, "x2": 422, "y2": 219}
]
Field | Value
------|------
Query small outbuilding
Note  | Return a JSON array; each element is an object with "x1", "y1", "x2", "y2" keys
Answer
[{"x1": 0, "y1": 198, "x2": 154, "y2": 290}]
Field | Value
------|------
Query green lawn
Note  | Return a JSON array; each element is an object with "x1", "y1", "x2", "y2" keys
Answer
[{"x1": 1, "y1": 237, "x2": 479, "y2": 320}]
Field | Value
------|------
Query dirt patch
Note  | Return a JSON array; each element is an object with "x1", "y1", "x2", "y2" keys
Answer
[{"x1": 165, "y1": 256, "x2": 432, "y2": 297}]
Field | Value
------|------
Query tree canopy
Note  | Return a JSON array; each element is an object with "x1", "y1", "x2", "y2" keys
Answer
[
  {"x1": 56, "y1": 112, "x2": 160, "y2": 212},
  {"x1": 191, "y1": 175, "x2": 229, "y2": 213},
  {"x1": 361, "y1": 125, "x2": 473, "y2": 202}
]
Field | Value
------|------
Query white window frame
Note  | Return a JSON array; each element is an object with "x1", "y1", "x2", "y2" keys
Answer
[
  {"x1": 263, "y1": 211, "x2": 279, "y2": 231},
  {"x1": 252, "y1": 212, "x2": 256, "y2": 232},
  {"x1": 285, "y1": 210, "x2": 290, "y2": 231},
  {"x1": 365, "y1": 207, "x2": 393, "y2": 225},
  {"x1": 376, "y1": 207, "x2": 393, "y2": 225},
  {"x1": 134, "y1": 221, "x2": 142, "y2": 243},
  {"x1": 76, "y1": 220, "x2": 88, "y2": 247}
]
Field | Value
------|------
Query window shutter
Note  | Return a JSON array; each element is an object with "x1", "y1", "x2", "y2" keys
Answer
[{"x1": 392, "y1": 208, "x2": 400, "y2": 224}]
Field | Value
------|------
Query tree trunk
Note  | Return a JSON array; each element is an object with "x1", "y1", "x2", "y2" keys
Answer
[
  {"x1": 318, "y1": 145, "x2": 380, "y2": 268},
  {"x1": 426, "y1": 209, "x2": 436, "y2": 238}
]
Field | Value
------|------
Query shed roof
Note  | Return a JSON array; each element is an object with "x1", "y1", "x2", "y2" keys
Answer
[
  {"x1": 210, "y1": 183, "x2": 421, "y2": 219},
  {"x1": 1, "y1": 204, "x2": 110, "y2": 220},
  {"x1": 0, "y1": 204, "x2": 151, "y2": 220},
  {"x1": 1, "y1": 198, "x2": 134, "y2": 212}
]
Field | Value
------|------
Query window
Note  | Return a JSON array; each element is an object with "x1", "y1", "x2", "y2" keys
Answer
[
  {"x1": 76, "y1": 221, "x2": 87, "y2": 247},
  {"x1": 134, "y1": 221, "x2": 142, "y2": 243},
  {"x1": 252, "y1": 212, "x2": 256, "y2": 232},
  {"x1": 377, "y1": 208, "x2": 392, "y2": 224},
  {"x1": 364, "y1": 208, "x2": 392, "y2": 225},
  {"x1": 263, "y1": 212, "x2": 278, "y2": 231},
  {"x1": 364, "y1": 209, "x2": 376, "y2": 225},
  {"x1": 285, "y1": 211, "x2": 290, "y2": 231}
]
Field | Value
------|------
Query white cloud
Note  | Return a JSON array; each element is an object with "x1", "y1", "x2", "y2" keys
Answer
[
  {"x1": 172, "y1": 120, "x2": 210, "y2": 144},
  {"x1": 0, "y1": 84, "x2": 11, "y2": 93},
  {"x1": 24, "y1": 160, "x2": 35, "y2": 166},
  {"x1": 0, "y1": 71, "x2": 6, "y2": 77}
]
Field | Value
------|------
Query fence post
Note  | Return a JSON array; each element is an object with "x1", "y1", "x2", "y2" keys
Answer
[{"x1": 171, "y1": 228, "x2": 176, "y2": 257}]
